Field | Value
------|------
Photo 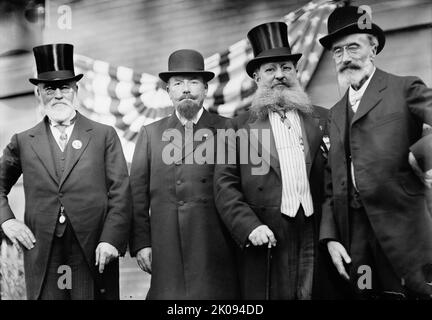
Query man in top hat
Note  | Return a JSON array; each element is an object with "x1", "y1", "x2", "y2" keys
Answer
[
  {"x1": 129, "y1": 49, "x2": 240, "y2": 299},
  {"x1": 319, "y1": 5, "x2": 432, "y2": 298},
  {"x1": 214, "y1": 22, "x2": 330, "y2": 299},
  {"x1": 0, "y1": 43, "x2": 132, "y2": 299}
]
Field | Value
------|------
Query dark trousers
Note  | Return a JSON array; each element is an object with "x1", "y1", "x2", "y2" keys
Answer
[
  {"x1": 348, "y1": 206, "x2": 407, "y2": 299},
  {"x1": 39, "y1": 222, "x2": 94, "y2": 300},
  {"x1": 270, "y1": 207, "x2": 315, "y2": 300},
  {"x1": 235, "y1": 207, "x2": 315, "y2": 300}
]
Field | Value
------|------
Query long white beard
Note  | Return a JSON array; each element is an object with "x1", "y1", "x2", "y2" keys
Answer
[
  {"x1": 40, "y1": 94, "x2": 78, "y2": 123},
  {"x1": 250, "y1": 81, "x2": 313, "y2": 120}
]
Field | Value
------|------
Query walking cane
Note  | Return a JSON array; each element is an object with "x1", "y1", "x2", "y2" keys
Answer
[{"x1": 265, "y1": 242, "x2": 272, "y2": 300}]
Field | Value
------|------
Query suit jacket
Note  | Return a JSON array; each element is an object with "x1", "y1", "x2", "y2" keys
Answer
[
  {"x1": 214, "y1": 106, "x2": 331, "y2": 298},
  {"x1": 0, "y1": 112, "x2": 132, "y2": 299},
  {"x1": 320, "y1": 68, "x2": 432, "y2": 295},
  {"x1": 129, "y1": 109, "x2": 240, "y2": 299}
]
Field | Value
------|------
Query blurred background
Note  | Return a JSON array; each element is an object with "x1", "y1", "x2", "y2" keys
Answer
[{"x1": 0, "y1": 0, "x2": 431, "y2": 299}]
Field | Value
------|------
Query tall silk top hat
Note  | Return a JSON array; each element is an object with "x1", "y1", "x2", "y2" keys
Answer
[
  {"x1": 245, "y1": 21, "x2": 302, "y2": 78},
  {"x1": 29, "y1": 43, "x2": 83, "y2": 85},
  {"x1": 319, "y1": 5, "x2": 386, "y2": 54},
  {"x1": 159, "y1": 49, "x2": 215, "y2": 83}
]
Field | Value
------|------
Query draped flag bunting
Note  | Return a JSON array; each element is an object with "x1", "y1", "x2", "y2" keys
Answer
[{"x1": 74, "y1": 0, "x2": 340, "y2": 162}]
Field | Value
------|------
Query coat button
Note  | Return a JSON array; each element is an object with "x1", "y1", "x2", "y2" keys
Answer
[
  {"x1": 258, "y1": 186, "x2": 263, "y2": 191},
  {"x1": 201, "y1": 178, "x2": 206, "y2": 183},
  {"x1": 341, "y1": 181, "x2": 345, "y2": 186},
  {"x1": 59, "y1": 193, "x2": 63, "y2": 197},
  {"x1": 178, "y1": 200, "x2": 185, "y2": 206},
  {"x1": 176, "y1": 180, "x2": 182, "y2": 185}
]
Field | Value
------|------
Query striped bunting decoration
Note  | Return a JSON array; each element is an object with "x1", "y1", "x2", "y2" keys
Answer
[{"x1": 74, "y1": 0, "x2": 340, "y2": 162}]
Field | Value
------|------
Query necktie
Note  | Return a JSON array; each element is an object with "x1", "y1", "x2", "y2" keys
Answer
[
  {"x1": 349, "y1": 90, "x2": 363, "y2": 112},
  {"x1": 184, "y1": 120, "x2": 194, "y2": 135},
  {"x1": 184, "y1": 120, "x2": 194, "y2": 164},
  {"x1": 52, "y1": 115, "x2": 76, "y2": 152},
  {"x1": 269, "y1": 105, "x2": 291, "y2": 129},
  {"x1": 55, "y1": 124, "x2": 68, "y2": 152}
]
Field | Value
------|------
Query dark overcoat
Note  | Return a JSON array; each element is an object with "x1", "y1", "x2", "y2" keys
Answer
[
  {"x1": 214, "y1": 107, "x2": 335, "y2": 299},
  {"x1": 320, "y1": 68, "x2": 432, "y2": 295},
  {"x1": 129, "y1": 109, "x2": 240, "y2": 299}
]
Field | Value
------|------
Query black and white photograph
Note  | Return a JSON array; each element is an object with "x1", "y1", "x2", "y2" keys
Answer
[{"x1": 0, "y1": 0, "x2": 431, "y2": 312}]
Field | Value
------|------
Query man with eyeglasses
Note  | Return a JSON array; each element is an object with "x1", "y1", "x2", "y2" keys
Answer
[
  {"x1": 318, "y1": 5, "x2": 432, "y2": 299},
  {"x1": 0, "y1": 43, "x2": 132, "y2": 299}
]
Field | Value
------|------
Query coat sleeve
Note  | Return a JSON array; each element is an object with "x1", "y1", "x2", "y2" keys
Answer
[
  {"x1": 214, "y1": 120, "x2": 263, "y2": 249},
  {"x1": 129, "y1": 126, "x2": 151, "y2": 256},
  {"x1": 406, "y1": 77, "x2": 432, "y2": 171},
  {"x1": 319, "y1": 111, "x2": 339, "y2": 243},
  {"x1": 0, "y1": 134, "x2": 22, "y2": 227},
  {"x1": 98, "y1": 127, "x2": 132, "y2": 256},
  {"x1": 406, "y1": 76, "x2": 432, "y2": 125}
]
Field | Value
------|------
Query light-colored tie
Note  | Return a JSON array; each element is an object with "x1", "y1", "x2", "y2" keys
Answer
[
  {"x1": 184, "y1": 120, "x2": 194, "y2": 138},
  {"x1": 55, "y1": 124, "x2": 68, "y2": 152},
  {"x1": 184, "y1": 121, "x2": 194, "y2": 163},
  {"x1": 349, "y1": 90, "x2": 363, "y2": 112}
]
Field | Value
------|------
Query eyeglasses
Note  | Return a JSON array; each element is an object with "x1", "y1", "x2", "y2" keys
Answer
[
  {"x1": 332, "y1": 44, "x2": 361, "y2": 59},
  {"x1": 42, "y1": 85, "x2": 74, "y2": 96}
]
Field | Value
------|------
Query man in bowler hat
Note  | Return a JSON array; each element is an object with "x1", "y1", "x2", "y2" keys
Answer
[
  {"x1": 214, "y1": 22, "x2": 330, "y2": 299},
  {"x1": 129, "y1": 49, "x2": 240, "y2": 299},
  {"x1": 319, "y1": 5, "x2": 432, "y2": 298},
  {"x1": 0, "y1": 43, "x2": 132, "y2": 299}
]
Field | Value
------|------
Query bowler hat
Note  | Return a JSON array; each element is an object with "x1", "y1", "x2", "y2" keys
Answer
[
  {"x1": 29, "y1": 43, "x2": 83, "y2": 85},
  {"x1": 319, "y1": 6, "x2": 385, "y2": 54},
  {"x1": 245, "y1": 21, "x2": 302, "y2": 78},
  {"x1": 159, "y1": 49, "x2": 214, "y2": 83}
]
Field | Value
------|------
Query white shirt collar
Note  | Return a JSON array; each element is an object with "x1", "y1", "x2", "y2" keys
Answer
[
  {"x1": 348, "y1": 67, "x2": 376, "y2": 102},
  {"x1": 175, "y1": 107, "x2": 204, "y2": 126}
]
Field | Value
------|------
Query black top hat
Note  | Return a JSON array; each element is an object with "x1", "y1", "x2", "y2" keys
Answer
[
  {"x1": 319, "y1": 6, "x2": 385, "y2": 54},
  {"x1": 245, "y1": 21, "x2": 302, "y2": 78},
  {"x1": 29, "y1": 43, "x2": 83, "y2": 85},
  {"x1": 159, "y1": 49, "x2": 215, "y2": 83}
]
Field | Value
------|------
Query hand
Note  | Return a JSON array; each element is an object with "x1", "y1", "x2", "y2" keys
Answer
[
  {"x1": 248, "y1": 225, "x2": 277, "y2": 247},
  {"x1": 95, "y1": 242, "x2": 119, "y2": 273},
  {"x1": 425, "y1": 170, "x2": 432, "y2": 188},
  {"x1": 136, "y1": 247, "x2": 152, "y2": 274},
  {"x1": 327, "y1": 241, "x2": 351, "y2": 281},
  {"x1": 1, "y1": 219, "x2": 36, "y2": 251},
  {"x1": 409, "y1": 152, "x2": 432, "y2": 188}
]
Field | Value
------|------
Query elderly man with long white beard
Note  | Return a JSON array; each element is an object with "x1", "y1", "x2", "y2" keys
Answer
[
  {"x1": 319, "y1": 5, "x2": 432, "y2": 299},
  {"x1": 214, "y1": 22, "x2": 331, "y2": 300}
]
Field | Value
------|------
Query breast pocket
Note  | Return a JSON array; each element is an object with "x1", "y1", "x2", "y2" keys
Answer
[{"x1": 372, "y1": 112, "x2": 404, "y2": 129}]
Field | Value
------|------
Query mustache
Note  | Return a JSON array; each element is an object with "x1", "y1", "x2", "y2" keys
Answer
[
  {"x1": 338, "y1": 62, "x2": 362, "y2": 73},
  {"x1": 271, "y1": 77, "x2": 296, "y2": 89},
  {"x1": 50, "y1": 99, "x2": 73, "y2": 107},
  {"x1": 179, "y1": 94, "x2": 198, "y2": 101}
]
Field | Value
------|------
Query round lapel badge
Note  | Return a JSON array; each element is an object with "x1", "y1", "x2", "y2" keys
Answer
[{"x1": 72, "y1": 140, "x2": 82, "y2": 150}]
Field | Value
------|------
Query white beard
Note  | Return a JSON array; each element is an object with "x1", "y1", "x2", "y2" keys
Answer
[{"x1": 337, "y1": 61, "x2": 375, "y2": 93}]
